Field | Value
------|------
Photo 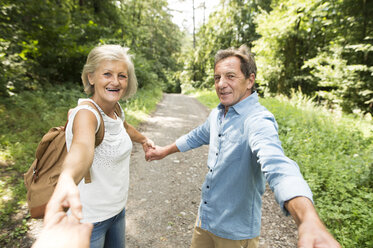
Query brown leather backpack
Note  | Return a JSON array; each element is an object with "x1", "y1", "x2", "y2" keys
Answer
[{"x1": 24, "y1": 101, "x2": 121, "y2": 218}]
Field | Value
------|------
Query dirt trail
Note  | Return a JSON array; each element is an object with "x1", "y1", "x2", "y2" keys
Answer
[{"x1": 27, "y1": 93, "x2": 298, "y2": 247}]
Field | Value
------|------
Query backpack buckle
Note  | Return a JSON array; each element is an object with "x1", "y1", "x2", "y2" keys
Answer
[{"x1": 32, "y1": 168, "x2": 39, "y2": 183}]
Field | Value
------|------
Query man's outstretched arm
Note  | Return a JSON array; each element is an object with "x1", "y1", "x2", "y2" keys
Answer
[{"x1": 285, "y1": 196, "x2": 341, "y2": 248}]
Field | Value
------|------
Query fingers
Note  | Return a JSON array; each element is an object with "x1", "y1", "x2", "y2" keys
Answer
[
  {"x1": 146, "y1": 138, "x2": 155, "y2": 149},
  {"x1": 67, "y1": 214, "x2": 81, "y2": 224},
  {"x1": 81, "y1": 222, "x2": 93, "y2": 236},
  {"x1": 44, "y1": 211, "x2": 66, "y2": 229},
  {"x1": 145, "y1": 148, "x2": 153, "y2": 161},
  {"x1": 142, "y1": 138, "x2": 155, "y2": 153},
  {"x1": 298, "y1": 235, "x2": 313, "y2": 248},
  {"x1": 297, "y1": 222, "x2": 341, "y2": 248},
  {"x1": 77, "y1": 222, "x2": 93, "y2": 248},
  {"x1": 65, "y1": 189, "x2": 83, "y2": 220},
  {"x1": 45, "y1": 175, "x2": 83, "y2": 224},
  {"x1": 145, "y1": 146, "x2": 161, "y2": 161},
  {"x1": 44, "y1": 194, "x2": 65, "y2": 224}
]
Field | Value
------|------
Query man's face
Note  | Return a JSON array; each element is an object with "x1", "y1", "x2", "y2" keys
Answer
[{"x1": 214, "y1": 56, "x2": 254, "y2": 112}]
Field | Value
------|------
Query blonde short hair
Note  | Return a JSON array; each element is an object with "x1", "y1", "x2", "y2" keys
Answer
[{"x1": 81, "y1": 44, "x2": 137, "y2": 99}]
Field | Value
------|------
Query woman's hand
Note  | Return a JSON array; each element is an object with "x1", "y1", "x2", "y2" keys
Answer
[
  {"x1": 44, "y1": 173, "x2": 83, "y2": 224},
  {"x1": 141, "y1": 137, "x2": 155, "y2": 153}
]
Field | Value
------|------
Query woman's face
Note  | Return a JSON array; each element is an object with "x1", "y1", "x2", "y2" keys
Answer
[{"x1": 89, "y1": 60, "x2": 128, "y2": 104}]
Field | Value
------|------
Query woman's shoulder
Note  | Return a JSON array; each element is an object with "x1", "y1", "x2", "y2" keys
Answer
[{"x1": 69, "y1": 102, "x2": 101, "y2": 122}]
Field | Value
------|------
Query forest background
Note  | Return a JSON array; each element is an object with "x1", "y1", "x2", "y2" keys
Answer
[{"x1": 0, "y1": 0, "x2": 372, "y2": 247}]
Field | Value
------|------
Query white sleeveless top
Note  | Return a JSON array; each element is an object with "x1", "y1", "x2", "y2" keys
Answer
[{"x1": 65, "y1": 99, "x2": 133, "y2": 223}]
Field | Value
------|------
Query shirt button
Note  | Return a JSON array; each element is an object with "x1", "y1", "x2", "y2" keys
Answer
[
  {"x1": 204, "y1": 201, "x2": 207, "y2": 204},
  {"x1": 218, "y1": 134, "x2": 222, "y2": 137},
  {"x1": 210, "y1": 169, "x2": 212, "y2": 172},
  {"x1": 206, "y1": 185, "x2": 210, "y2": 189},
  {"x1": 216, "y1": 153, "x2": 218, "y2": 156}
]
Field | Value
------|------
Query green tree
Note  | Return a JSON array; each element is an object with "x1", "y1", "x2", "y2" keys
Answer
[
  {"x1": 253, "y1": 0, "x2": 373, "y2": 115},
  {"x1": 0, "y1": 0, "x2": 183, "y2": 96},
  {"x1": 180, "y1": 0, "x2": 272, "y2": 89}
]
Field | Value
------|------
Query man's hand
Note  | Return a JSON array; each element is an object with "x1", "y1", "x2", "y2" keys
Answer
[
  {"x1": 145, "y1": 145, "x2": 168, "y2": 161},
  {"x1": 297, "y1": 219, "x2": 341, "y2": 248},
  {"x1": 285, "y1": 197, "x2": 341, "y2": 248},
  {"x1": 145, "y1": 143, "x2": 180, "y2": 161},
  {"x1": 44, "y1": 173, "x2": 83, "y2": 224},
  {"x1": 33, "y1": 212, "x2": 92, "y2": 248}
]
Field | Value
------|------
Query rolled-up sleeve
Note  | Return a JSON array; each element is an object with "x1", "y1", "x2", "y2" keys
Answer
[
  {"x1": 274, "y1": 176, "x2": 313, "y2": 215},
  {"x1": 249, "y1": 113, "x2": 313, "y2": 215},
  {"x1": 175, "y1": 135, "x2": 192, "y2": 152}
]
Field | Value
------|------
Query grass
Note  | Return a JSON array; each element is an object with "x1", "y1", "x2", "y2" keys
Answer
[
  {"x1": 0, "y1": 84, "x2": 162, "y2": 246},
  {"x1": 189, "y1": 89, "x2": 373, "y2": 248}
]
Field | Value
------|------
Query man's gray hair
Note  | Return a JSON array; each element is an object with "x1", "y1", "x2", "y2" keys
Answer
[{"x1": 214, "y1": 45, "x2": 257, "y2": 78}]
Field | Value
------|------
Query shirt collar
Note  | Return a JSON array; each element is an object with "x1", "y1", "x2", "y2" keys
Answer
[{"x1": 217, "y1": 91, "x2": 259, "y2": 115}]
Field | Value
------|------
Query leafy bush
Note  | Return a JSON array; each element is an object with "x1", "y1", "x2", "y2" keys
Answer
[{"x1": 265, "y1": 95, "x2": 373, "y2": 247}]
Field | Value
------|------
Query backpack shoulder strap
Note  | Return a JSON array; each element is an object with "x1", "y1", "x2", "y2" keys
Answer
[
  {"x1": 78, "y1": 101, "x2": 105, "y2": 147},
  {"x1": 114, "y1": 102, "x2": 122, "y2": 120}
]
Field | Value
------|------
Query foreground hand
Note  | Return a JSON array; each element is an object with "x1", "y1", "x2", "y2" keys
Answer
[
  {"x1": 44, "y1": 173, "x2": 82, "y2": 224},
  {"x1": 33, "y1": 212, "x2": 92, "y2": 248},
  {"x1": 286, "y1": 197, "x2": 340, "y2": 248},
  {"x1": 298, "y1": 220, "x2": 341, "y2": 248}
]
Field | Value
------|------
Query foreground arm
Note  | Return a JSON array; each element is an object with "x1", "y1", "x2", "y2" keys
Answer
[
  {"x1": 124, "y1": 121, "x2": 154, "y2": 152},
  {"x1": 33, "y1": 212, "x2": 92, "y2": 248},
  {"x1": 249, "y1": 114, "x2": 340, "y2": 247},
  {"x1": 45, "y1": 110, "x2": 97, "y2": 223},
  {"x1": 285, "y1": 197, "x2": 341, "y2": 248}
]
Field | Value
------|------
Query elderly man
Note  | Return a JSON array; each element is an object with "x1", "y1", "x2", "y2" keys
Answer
[{"x1": 146, "y1": 45, "x2": 340, "y2": 248}]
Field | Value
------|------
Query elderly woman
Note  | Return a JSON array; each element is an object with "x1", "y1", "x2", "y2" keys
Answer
[{"x1": 44, "y1": 44, "x2": 153, "y2": 248}]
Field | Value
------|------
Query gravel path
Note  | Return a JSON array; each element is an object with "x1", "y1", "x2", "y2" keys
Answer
[{"x1": 26, "y1": 93, "x2": 298, "y2": 247}]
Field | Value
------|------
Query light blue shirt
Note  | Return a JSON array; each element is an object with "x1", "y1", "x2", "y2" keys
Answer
[{"x1": 176, "y1": 92, "x2": 313, "y2": 240}]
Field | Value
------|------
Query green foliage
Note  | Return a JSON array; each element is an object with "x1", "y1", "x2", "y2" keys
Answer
[
  {"x1": 189, "y1": 88, "x2": 219, "y2": 110},
  {"x1": 253, "y1": 0, "x2": 373, "y2": 116},
  {"x1": 121, "y1": 86, "x2": 163, "y2": 126},
  {"x1": 264, "y1": 95, "x2": 373, "y2": 247},
  {"x1": 178, "y1": 0, "x2": 272, "y2": 90},
  {"x1": 0, "y1": 85, "x2": 85, "y2": 246},
  {"x1": 184, "y1": 0, "x2": 372, "y2": 116},
  {"x1": 192, "y1": 89, "x2": 373, "y2": 247},
  {"x1": 0, "y1": 0, "x2": 183, "y2": 96},
  {"x1": 302, "y1": 43, "x2": 373, "y2": 115},
  {"x1": 254, "y1": 0, "x2": 330, "y2": 94},
  {"x1": 0, "y1": 85, "x2": 162, "y2": 246}
]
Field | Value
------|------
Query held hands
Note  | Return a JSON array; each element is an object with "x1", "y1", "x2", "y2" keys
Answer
[
  {"x1": 145, "y1": 143, "x2": 179, "y2": 161},
  {"x1": 145, "y1": 145, "x2": 168, "y2": 161},
  {"x1": 141, "y1": 137, "x2": 155, "y2": 153}
]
